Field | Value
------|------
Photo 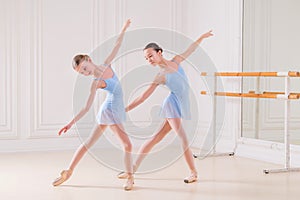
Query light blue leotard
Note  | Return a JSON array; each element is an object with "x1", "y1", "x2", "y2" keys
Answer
[
  {"x1": 160, "y1": 61, "x2": 191, "y2": 119},
  {"x1": 95, "y1": 68, "x2": 126, "y2": 125}
]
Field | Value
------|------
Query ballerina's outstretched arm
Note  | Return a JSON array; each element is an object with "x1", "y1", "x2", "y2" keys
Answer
[
  {"x1": 172, "y1": 30, "x2": 213, "y2": 64},
  {"x1": 58, "y1": 82, "x2": 98, "y2": 135},
  {"x1": 103, "y1": 19, "x2": 131, "y2": 66},
  {"x1": 126, "y1": 74, "x2": 165, "y2": 112}
]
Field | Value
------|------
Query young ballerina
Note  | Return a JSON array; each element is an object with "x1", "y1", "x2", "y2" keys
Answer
[
  {"x1": 52, "y1": 19, "x2": 134, "y2": 190},
  {"x1": 118, "y1": 30, "x2": 213, "y2": 183}
]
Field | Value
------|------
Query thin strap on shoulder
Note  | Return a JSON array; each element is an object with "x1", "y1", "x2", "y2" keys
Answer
[
  {"x1": 102, "y1": 63, "x2": 111, "y2": 67},
  {"x1": 94, "y1": 77, "x2": 103, "y2": 81},
  {"x1": 171, "y1": 59, "x2": 180, "y2": 66}
]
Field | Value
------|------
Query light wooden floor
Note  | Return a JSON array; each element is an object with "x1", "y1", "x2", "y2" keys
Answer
[{"x1": 1, "y1": 149, "x2": 300, "y2": 200}]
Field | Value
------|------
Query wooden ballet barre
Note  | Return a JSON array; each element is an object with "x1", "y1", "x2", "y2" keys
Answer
[
  {"x1": 250, "y1": 90, "x2": 300, "y2": 97},
  {"x1": 200, "y1": 91, "x2": 300, "y2": 99},
  {"x1": 200, "y1": 71, "x2": 300, "y2": 77},
  {"x1": 262, "y1": 91, "x2": 300, "y2": 96},
  {"x1": 200, "y1": 72, "x2": 300, "y2": 174}
]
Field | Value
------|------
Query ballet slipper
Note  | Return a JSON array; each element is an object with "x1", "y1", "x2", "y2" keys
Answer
[
  {"x1": 123, "y1": 175, "x2": 134, "y2": 191},
  {"x1": 183, "y1": 172, "x2": 198, "y2": 183},
  {"x1": 117, "y1": 171, "x2": 130, "y2": 179},
  {"x1": 118, "y1": 165, "x2": 136, "y2": 179},
  {"x1": 52, "y1": 169, "x2": 73, "y2": 186}
]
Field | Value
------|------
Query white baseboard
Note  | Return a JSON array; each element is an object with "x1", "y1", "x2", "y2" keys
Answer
[
  {"x1": 235, "y1": 138, "x2": 300, "y2": 167},
  {"x1": 0, "y1": 137, "x2": 83, "y2": 153},
  {"x1": 0, "y1": 131, "x2": 180, "y2": 153},
  {"x1": 191, "y1": 135, "x2": 300, "y2": 168}
]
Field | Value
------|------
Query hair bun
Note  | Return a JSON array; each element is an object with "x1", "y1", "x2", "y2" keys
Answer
[{"x1": 144, "y1": 42, "x2": 163, "y2": 53}]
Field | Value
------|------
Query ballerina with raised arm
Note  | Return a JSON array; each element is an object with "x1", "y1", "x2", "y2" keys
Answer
[
  {"x1": 52, "y1": 19, "x2": 134, "y2": 191},
  {"x1": 118, "y1": 30, "x2": 213, "y2": 183}
]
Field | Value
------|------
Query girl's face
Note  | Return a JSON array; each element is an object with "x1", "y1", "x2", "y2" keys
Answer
[
  {"x1": 144, "y1": 48, "x2": 162, "y2": 66},
  {"x1": 75, "y1": 59, "x2": 94, "y2": 76}
]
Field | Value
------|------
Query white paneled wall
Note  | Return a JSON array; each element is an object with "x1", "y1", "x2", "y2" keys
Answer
[
  {"x1": 0, "y1": 0, "x2": 18, "y2": 139},
  {"x1": 31, "y1": 0, "x2": 95, "y2": 137},
  {"x1": 243, "y1": 0, "x2": 300, "y2": 143},
  {"x1": 239, "y1": 0, "x2": 300, "y2": 166},
  {"x1": 184, "y1": 0, "x2": 243, "y2": 151},
  {"x1": 0, "y1": 0, "x2": 243, "y2": 152},
  {"x1": 0, "y1": 0, "x2": 97, "y2": 151}
]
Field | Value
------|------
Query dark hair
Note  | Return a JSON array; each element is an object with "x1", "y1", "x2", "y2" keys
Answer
[
  {"x1": 144, "y1": 42, "x2": 163, "y2": 53},
  {"x1": 72, "y1": 54, "x2": 90, "y2": 69}
]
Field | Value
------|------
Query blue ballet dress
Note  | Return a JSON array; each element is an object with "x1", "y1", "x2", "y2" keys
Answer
[
  {"x1": 160, "y1": 64, "x2": 191, "y2": 119},
  {"x1": 95, "y1": 71, "x2": 126, "y2": 125}
]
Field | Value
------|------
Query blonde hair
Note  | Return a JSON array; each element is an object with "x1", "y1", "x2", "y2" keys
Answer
[{"x1": 72, "y1": 54, "x2": 90, "y2": 69}]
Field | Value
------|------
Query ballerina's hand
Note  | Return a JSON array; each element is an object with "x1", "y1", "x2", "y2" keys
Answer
[
  {"x1": 123, "y1": 19, "x2": 131, "y2": 30},
  {"x1": 201, "y1": 30, "x2": 214, "y2": 39},
  {"x1": 58, "y1": 124, "x2": 72, "y2": 135}
]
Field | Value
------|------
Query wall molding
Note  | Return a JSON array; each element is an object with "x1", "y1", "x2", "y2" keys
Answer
[
  {"x1": 0, "y1": 0, "x2": 243, "y2": 154},
  {"x1": 29, "y1": 0, "x2": 95, "y2": 138},
  {"x1": 0, "y1": 0, "x2": 18, "y2": 139}
]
